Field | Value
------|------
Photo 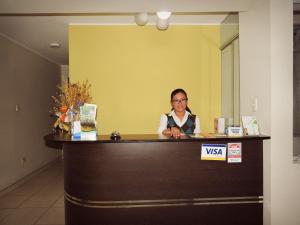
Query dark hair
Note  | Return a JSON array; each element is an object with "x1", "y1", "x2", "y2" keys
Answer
[{"x1": 170, "y1": 88, "x2": 192, "y2": 113}]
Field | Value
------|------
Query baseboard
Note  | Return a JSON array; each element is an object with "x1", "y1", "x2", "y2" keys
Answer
[{"x1": 0, "y1": 156, "x2": 62, "y2": 197}]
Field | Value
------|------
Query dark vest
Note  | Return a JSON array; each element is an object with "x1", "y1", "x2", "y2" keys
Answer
[{"x1": 166, "y1": 113, "x2": 196, "y2": 135}]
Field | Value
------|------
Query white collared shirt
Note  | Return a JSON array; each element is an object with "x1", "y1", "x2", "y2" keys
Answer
[{"x1": 157, "y1": 110, "x2": 201, "y2": 134}]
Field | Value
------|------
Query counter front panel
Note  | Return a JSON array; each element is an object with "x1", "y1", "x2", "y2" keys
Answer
[{"x1": 45, "y1": 134, "x2": 269, "y2": 225}]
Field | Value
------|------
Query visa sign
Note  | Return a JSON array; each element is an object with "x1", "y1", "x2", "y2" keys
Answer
[{"x1": 201, "y1": 144, "x2": 227, "y2": 161}]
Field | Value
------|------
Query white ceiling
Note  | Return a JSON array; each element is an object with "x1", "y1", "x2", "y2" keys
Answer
[{"x1": 0, "y1": 0, "x2": 253, "y2": 65}]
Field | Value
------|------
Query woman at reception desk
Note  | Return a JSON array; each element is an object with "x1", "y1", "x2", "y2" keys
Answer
[
  {"x1": 45, "y1": 92, "x2": 270, "y2": 225},
  {"x1": 158, "y1": 88, "x2": 200, "y2": 137}
]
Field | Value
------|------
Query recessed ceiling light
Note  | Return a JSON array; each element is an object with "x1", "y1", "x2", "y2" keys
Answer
[{"x1": 49, "y1": 42, "x2": 60, "y2": 48}]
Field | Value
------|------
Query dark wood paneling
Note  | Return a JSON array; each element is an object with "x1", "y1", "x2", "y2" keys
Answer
[
  {"x1": 65, "y1": 201, "x2": 262, "y2": 225},
  {"x1": 64, "y1": 140, "x2": 262, "y2": 201},
  {"x1": 60, "y1": 138, "x2": 265, "y2": 225}
]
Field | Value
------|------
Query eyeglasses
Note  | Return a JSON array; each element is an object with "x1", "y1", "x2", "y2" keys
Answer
[{"x1": 172, "y1": 98, "x2": 188, "y2": 104}]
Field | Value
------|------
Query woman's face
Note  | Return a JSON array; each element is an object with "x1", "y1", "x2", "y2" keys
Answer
[{"x1": 171, "y1": 92, "x2": 188, "y2": 113}]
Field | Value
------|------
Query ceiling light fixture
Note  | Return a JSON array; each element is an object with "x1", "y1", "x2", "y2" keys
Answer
[
  {"x1": 49, "y1": 42, "x2": 60, "y2": 48},
  {"x1": 156, "y1": 18, "x2": 169, "y2": 31},
  {"x1": 156, "y1": 11, "x2": 171, "y2": 31},
  {"x1": 156, "y1": 11, "x2": 172, "y2": 20},
  {"x1": 134, "y1": 12, "x2": 148, "y2": 26},
  {"x1": 134, "y1": 11, "x2": 172, "y2": 31}
]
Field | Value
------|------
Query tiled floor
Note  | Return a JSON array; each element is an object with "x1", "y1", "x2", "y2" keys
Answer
[{"x1": 0, "y1": 160, "x2": 65, "y2": 225}]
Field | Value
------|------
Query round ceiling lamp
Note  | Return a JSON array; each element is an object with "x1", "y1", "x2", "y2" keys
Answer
[
  {"x1": 156, "y1": 11, "x2": 172, "y2": 20},
  {"x1": 134, "y1": 12, "x2": 148, "y2": 26},
  {"x1": 49, "y1": 42, "x2": 60, "y2": 48},
  {"x1": 156, "y1": 18, "x2": 169, "y2": 31},
  {"x1": 156, "y1": 11, "x2": 171, "y2": 31}
]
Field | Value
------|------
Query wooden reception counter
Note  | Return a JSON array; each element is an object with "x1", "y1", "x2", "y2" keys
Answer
[{"x1": 44, "y1": 134, "x2": 270, "y2": 225}]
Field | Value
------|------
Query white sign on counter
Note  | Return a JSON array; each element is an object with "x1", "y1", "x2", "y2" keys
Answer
[{"x1": 227, "y1": 143, "x2": 242, "y2": 163}]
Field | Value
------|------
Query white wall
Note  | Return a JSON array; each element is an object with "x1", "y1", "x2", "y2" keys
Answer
[
  {"x1": 239, "y1": 1, "x2": 271, "y2": 224},
  {"x1": 220, "y1": 13, "x2": 239, "y2": 47},
  {"x1": 240, "y1": 0, "x2": 300, "y2": 224},
  {"x1": 0, "y1": 35, "x2": 60, "y2": 191},
  {"x1": 270, "y1": 1, "x2": 300, "y2": 224}
]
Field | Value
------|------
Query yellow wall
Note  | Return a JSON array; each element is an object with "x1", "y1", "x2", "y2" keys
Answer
[{"x1": 69, "y1": 25, "x2": 221, "y2": 134}]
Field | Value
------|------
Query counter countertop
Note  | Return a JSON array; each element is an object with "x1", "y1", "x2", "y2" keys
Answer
[{"x1": 44, "y1": 133, "x2": 270, "y2": 144}]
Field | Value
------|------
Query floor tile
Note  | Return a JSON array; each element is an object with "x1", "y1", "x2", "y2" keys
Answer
[
  {"x1": 19, "y1": 195, "x2": 60, "y2": 208},
  {"x1": 8, "y1": 184, "x2": 43, "y2": 197},
  {"x1": 0, "y1": 196, "x2": 28, "y2": 209},
  {"x1": 0, "y1": 209, "x2": 13, "y2": 222},
  {"x1": 53, "y1": 196, "x2": 64, "y2": 207},
  {"x1": 0, "y1": 208, "x2": 47, "y2": 225},
  {"x1": 35, "y1": 207, "x2": 64, "y2": 225},
  {"x1": 0, "y1": 159, "x2": 65, "y2": 225},
  {"x1": 35, "y1": 184, "x2": 63, "y2": 196},
  {"x1": 28, "y1": 177, "x2": 53, "y2": 186}
]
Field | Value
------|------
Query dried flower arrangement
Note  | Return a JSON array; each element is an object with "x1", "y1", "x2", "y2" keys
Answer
[{"x1": 51, "y1": 80, "x2": 93, "y2": 133}]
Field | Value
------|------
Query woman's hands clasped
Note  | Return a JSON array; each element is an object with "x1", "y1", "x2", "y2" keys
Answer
[
  {"x1": 162, "y1": 127, "x2": 181, "y2": 138},
  {"x1": 170, "y1": 127, "x2": 181, "y2": 138}
]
